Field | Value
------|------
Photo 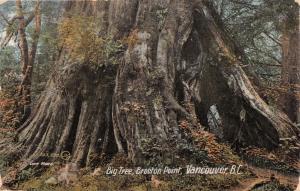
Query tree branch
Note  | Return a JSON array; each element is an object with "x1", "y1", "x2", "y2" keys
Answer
[
  {"x1": 0, "y1": 11, "x2": 10, "y2": 24},
  {"x1": 0, "y1": 1, "x2": 40, "y2": 49},
  {"x1": 263, "y1": 31, "x2": 282, "y2": 46}
]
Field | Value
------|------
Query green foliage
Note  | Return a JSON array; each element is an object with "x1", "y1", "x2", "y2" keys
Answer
[
  {"x1": 0, "y1": 155, "x2": 9, "y2": 175},
  {"x1": 6, "y1": 22, "x2": 18, "y2": 36},
  {"x1": 0, "y1": 64, "x2": 22, "y2": 129},
  {"x1": 140, "y1": 137, "x2": 209, "y2": 167},
  {"x1": 31, "y1": 20, "x2": 59, "y2": 101},
  {"x1": 58, "y1": 15, "x2": 124, "y2": 66},
  {"x1": 0, "y1": 41, "x2": 20, "y2": 130},
  {"x1": 0, "y1": 46, "x2": 18, "y2": 70},
  {"x1": 212, "y1": 0, "x2": 298, "y2": 84},
  {"x1": 18, "y1": 168, "x2": 36, "y2": 181},
  {"x1": 0, "y1": 91, "x2": 21, "y2": 129}
]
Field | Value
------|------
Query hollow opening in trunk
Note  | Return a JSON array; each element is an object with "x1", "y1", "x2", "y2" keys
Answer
[{"x1": 179, "y1": 27, "x2": 209, "y2": 127}]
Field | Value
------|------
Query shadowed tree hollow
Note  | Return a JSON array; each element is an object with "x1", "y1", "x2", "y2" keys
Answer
[{"x1": 1, "y1": 0, "x2": 299, "y2": 170}]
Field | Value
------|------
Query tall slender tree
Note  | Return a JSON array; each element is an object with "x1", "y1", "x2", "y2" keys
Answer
[
  {"x1": 0, "y1": 0, "x2": 41, "y2": 123},
  {"x1": 16, "y1": 0, "x2": 41, "y2": 122},
  {"x1": 279, "y1": 1, "x2": 300, "y2": 123}
]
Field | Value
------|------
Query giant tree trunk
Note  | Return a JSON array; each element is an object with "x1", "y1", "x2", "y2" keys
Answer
[{"x1": 1, "y1": 0, "x2": 299, "y2": 173}]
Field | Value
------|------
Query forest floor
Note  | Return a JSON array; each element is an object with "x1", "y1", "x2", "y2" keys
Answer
[
  {"x1": 12, "y1": 162, "x2": 298, "y2": 191},
  {"x1": 0, "y1": 130, "x2": 299, "y2": 191},
  {"x1": 229, "y1": 165, "x2": 299, "y2": 191}
]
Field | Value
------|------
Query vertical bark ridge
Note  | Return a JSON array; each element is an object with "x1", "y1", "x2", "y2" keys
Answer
[{"x1": 112, "y1": 0, "x2": 197, "y2": 163}]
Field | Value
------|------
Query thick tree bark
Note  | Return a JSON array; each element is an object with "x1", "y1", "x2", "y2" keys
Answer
[
  {"x1": 1, "y1": 0, "x2": 299, "y2": 175},
  {"x1": 10, "y1": 61, "x2": 118, "y2": 169}
]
